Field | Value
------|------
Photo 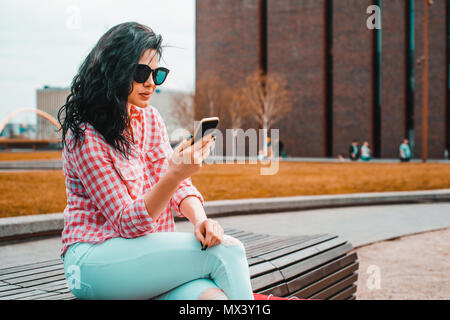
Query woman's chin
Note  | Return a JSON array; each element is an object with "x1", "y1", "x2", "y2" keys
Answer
[{"x1": 130, "y1": 100, "x2": 150, "y2": 109}]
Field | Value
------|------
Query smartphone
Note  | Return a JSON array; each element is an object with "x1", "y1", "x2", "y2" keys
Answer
[{"x1": 191, "y1": 117, "x2": 219, "y2": 145}]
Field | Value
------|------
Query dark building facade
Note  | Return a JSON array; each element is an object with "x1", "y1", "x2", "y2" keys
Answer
[{"x1": 196, "y1": 0, "x2": 449, "y2": 159}]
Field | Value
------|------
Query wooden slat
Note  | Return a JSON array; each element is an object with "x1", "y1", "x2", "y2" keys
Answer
[
  {"x1": 0, "y1": 284, "x2": 22, "y2": 294},
  {"x1": 245, "y1": 237, "x2": 290, "y2": 255},
  {"x1": 281, "y1": 243, "x2": 353, "y2": 280},
  {"x1": 257, "y1": 282, "x2": 290, "y2": 297},
  {"x1": 251, "y1": 269, "x2": 285, "y2": 292},
  {"x1": 286, "y1": 252, "x2": 358, "y2": 294},
  {"x1": 48, "y1": 292, "x2": 76, "y2": 300},
  {"x1": 290, "y1": 262, "x2": 359, "y2": 298},
  {"x1": 223, "y1": 227, "x2": 242, "y2": 235},
  {"x1": 0, "y1": 264, "x2": 64, "y2": 281},
  {"x1": 0, "y1": 259, "x2": 62, "y2": 276},
  {"x1": 330, "y1": 284, "x2": 357, "y2": 300},
  {"x1": 223, "y1": 229, "x2": 250, "y2": 237},
  {"x1": 6, "y1": 269, "x2": 65, "y2": 285},
  {"x1": 257, "y1": 234, "x2": 336, "y2": 261},
  {"x1": 238, "y1": 234, "x2": 271, "y2": 245},
  {"x1": 271, "y1": 237, "x2": 348, "y2": 269},
  {"x1": 249, "y1": 261, "x2": 277, "y2": 278},
  {"x1": 19, "y1": 291, "x2": 63, "y2": 300},
  {"x1": 1, "y1": 289, "x2": 50, "y2": 300},
  {"x1": 309, "y1": 273, "x2": 358, "y2": 299},
  {"x1": 246, "y1": 237, "x2": 308, "y2": 257},
  {"x1": 13, "y1": 274, "x2": 67, "y2": 289},
  {"x1": 247, "y1": 257, "x2": 266, "y2": 266},
  {"x1": 0, "y1": 286, "x2": 39, "y2": 298},
  {"x1": 230, "y1": 231, "x2": 256, "y2": 240},
  {"x1": 0, "y1": 279, "x2": 69, "y2": 298}
]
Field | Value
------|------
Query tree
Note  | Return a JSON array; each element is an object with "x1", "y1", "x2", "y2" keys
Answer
[{"x1": 240, "y1": 69, "x2": 292, "y2": 157}]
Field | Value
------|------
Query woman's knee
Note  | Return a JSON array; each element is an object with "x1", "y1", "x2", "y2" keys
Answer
[
  {"x1": 221, "y1": 235, "x2": 244, "y2": 249},
  {"x1": 210, "y1": 235, "x2": 246, "y2": 260},
  {"x1": 199, "y1": 287, "x2": 229, "y2": 300}
]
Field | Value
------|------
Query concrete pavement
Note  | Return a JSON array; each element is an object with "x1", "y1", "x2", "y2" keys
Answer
[{"x1": 1, "y1": 202, "x2": 449, "y2": 269}]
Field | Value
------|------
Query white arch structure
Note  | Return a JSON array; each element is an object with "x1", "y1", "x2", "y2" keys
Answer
[{"x1": 0, "y1": 108, "x2": 61, "y2": 136}]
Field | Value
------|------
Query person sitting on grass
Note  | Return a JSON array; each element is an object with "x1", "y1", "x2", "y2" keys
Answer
[
  {"x1": 57, "y1": 22, "x2": 254, "y2": 300},
  {"x1": 360, "y1": 141, "x2": 372, "y2": 162},
  {"x1": 349, "y1": 139, "x2": 359, "y2": 161}
]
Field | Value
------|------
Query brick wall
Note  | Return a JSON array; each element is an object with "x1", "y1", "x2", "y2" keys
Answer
[
  {"x1": 381, "y1": 0, "x2": 407, "y2": 158},
  {"x1": 196, "y1": 0, "x2": 260, "y2": 87},
  {"x1": 267, "y1": 0, "x2": 326, "y2": 157},
  {"x1": 332, "y1": 0, "x2": 374, "y2": 157}
]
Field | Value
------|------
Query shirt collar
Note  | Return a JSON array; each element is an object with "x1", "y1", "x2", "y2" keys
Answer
[{"x1": 129, "y1": 105, "x2": 142, "y2": 121}]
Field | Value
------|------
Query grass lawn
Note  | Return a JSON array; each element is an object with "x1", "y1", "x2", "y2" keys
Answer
[
  {"x1": 1, "y1": 161, "x2": 449, "y2": 218},
  {"x1": 0, "y1": 151, "x2": 62, "y2": 161}
]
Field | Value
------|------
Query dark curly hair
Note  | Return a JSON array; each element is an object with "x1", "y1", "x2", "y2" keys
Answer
[{"x1": 57, "y1": 22, "x2": 163, "y2": 159}]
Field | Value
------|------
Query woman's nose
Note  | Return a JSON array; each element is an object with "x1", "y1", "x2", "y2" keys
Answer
[{"x1": 144, "y1": 73, "x2": 155, "y2": 86}]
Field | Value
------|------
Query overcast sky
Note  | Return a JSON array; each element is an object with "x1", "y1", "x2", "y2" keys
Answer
[{"x1": 0, "y1": 0, "x2": 196, "y2": 125}]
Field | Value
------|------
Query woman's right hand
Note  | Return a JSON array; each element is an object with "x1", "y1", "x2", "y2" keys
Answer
[{"x1": 167, "y1": 133, "x2": 215, "y2": 182}]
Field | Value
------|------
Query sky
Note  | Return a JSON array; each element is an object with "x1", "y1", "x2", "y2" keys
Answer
[{"x1": 0, "y1": 0, "x2": 196, "y2": 125}]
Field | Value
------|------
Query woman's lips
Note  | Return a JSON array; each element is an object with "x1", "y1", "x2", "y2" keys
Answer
[{"x1": 139, "y1": 92, "x2": 151, "y2": 99}]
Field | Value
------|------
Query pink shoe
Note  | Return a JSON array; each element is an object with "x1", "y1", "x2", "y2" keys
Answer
[{"x1": 253, "y1": 293, "x2": 306, "y2": 300}]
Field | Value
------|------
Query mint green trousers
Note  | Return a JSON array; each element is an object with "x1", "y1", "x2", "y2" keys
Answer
[{"x1": 62, "y1": 232, "x2": 255, "y2": 300}]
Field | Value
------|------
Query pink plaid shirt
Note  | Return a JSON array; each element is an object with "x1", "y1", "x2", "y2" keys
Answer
[{"x1": 60, "y1": 104, "x2": 204, "y2": 259}]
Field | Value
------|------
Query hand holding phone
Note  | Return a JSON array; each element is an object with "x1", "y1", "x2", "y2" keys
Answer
[{"x1": 190, "y1": 117, "x2": 219, "y2": 145}]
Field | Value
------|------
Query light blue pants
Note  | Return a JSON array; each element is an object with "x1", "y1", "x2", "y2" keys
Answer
[{"x1": 62, "y1": 232, "x2": 255, "y2": 300}]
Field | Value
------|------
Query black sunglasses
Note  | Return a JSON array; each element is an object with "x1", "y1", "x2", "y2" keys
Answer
[{"x1": 133, "y1": 64, "x2": 170, "y2": 85}]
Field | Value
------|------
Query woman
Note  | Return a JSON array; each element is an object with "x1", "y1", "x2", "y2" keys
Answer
[{"x1": 57, "y1": 22, "x2": 254, "y2": 300}]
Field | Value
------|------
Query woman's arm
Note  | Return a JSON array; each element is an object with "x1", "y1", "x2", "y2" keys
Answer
[
  {"x1": 180, "y1": 195, "x2": 224, "y2": 249},
  {"x1": 144, "y1": 170, "x2": 183, "y2": 221},
  {"x1": 179, "y1": 195, "x2": 207, "y2": 225}
]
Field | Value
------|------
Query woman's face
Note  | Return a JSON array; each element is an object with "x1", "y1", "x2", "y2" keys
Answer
[{"x1": 128, "y1": 49, "x2": 159, "y2": 109}]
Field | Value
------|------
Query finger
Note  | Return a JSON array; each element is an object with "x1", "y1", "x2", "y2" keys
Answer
[
  {"x1": 201, "y1": 146, "x2": 211, "y2": 161},
  {"x1": 204, "y1": 222, "x2": 214, "y2": 248},
  {"x1": 201, "y1": 141, "x2": 215, "y2": 160},
  {"x1": 194, "y1": 142, "x2": 212, "y2": 163},
  {"x1": 194, "y1": 228, "x2": 205, "y2": 247},
  {"x1": 175, "y1": 138, "x2": 191, "y2": 154},
  {"x1": 178, "y1": 135, "x2": 194, "y2": 153},
  {"x1": 192, "y1": 133, "x2": 214, "y2": 152},
  {"x1": 210, "y1": 224, "x2": 221, "y2": 247}
]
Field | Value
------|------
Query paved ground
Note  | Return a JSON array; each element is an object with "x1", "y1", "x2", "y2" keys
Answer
[
  {"x1": 1, "y1": 202, "x2": 449, "y2": 269},
  {"x1": 355, "y1": 227, "x2": 450, "y2": 299}
]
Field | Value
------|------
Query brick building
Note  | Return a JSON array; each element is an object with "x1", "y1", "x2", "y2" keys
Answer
[{"x1": 196, "y1": 0, "x2": 449, "y2": 159}]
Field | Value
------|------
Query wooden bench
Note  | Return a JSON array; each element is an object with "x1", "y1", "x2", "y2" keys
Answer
[{"x1": 0, "y1": 228, "x2": 359, "y2": 300}]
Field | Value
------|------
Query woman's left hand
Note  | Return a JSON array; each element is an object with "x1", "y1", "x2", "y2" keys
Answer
[{"x1": 194, "y1": 218, "x2": 224, "y2": 249}]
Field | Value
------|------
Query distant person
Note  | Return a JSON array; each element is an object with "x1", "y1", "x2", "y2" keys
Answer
[
  {"x1": 272, "y1": 138, "x2": 287, "y2": 158},
  {"x1": 399, "y1": 138, "x2": 412, "y2": 162},
  {"x1": 279, "y1": 140, "x2": 287, "y2": 158},
  {"x1": 267, "y1": 137, "x2": 272, "y2": 159},
  {"x1": 349, "y1": 139, "x2": 359, "y2": 161},
  {"x1": 360, "y1": 141, "x2": 371, "y2": 162}
]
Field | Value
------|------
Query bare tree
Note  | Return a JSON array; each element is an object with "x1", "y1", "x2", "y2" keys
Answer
[
  {"x1": 194, "y1": 72, "x2": 223, "y2": 120},
  {"x1": 241, "y1": 69, "x2": 292, "y2": 157}
]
